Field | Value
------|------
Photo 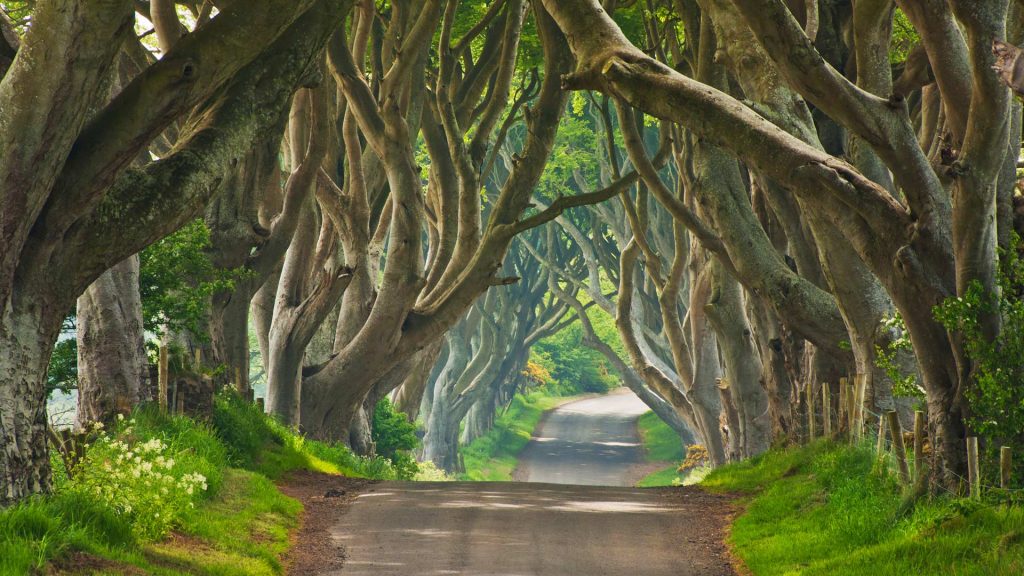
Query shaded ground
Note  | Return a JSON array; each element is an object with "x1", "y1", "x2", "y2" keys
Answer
[
  {"x1": 280, "y1": 470, "x2": 375, "y2": 576},
  {"x1": 285, "y1": 392, "x2": 736, "y2": 576},
  {"x1": 514, "y1": 388, "x2": 650, "y2": 486},
  {"x1": 328, "y1": 481, "x2": 736, "y2": 576}
]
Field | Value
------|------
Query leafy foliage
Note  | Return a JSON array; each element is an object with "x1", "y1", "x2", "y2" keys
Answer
[
  {"x1": 531, "y1": 323, "x2": 617, "y2": 394},
  {"x1": 873, "y1": 313, "x2": 923, "y2": 399},
  {"x1": 47, "y1": 338, "x2": 78, "y2": 395},
  {"x1": 139, "y1": 220, "x2": 248, "y2": 338},
  {"x1": 934, "y1": 236, "x2": 1024, "y2": 479},
  {"x1": 890, "y1": 9, "x2": 919, "y2": 64},
  {"x1": 372, "y1": 398, "x2": 420, "y2": 479}
]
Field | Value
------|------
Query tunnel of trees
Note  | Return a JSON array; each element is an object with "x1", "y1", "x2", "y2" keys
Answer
[{"x1": 2, "y1": 0, "x2": 1024, "y2": 506}]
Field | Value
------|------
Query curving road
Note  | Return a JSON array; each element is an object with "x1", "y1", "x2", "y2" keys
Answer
[
  {"x1": 514, "y1": 388, "x2": 651, "y2": 486},
  {"x1": 302, "y1": 389, "x2": 736, "y2": 576}
]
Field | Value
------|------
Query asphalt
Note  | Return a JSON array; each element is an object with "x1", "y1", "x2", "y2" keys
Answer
[
  {"x1": 311, "y1": 390, "x2": 736, "y2": 576},
  {"x1": 329, "y1": 481, "x2": 736, "y2": 576},
  {"x1": 514, "y1": 389, "x2": 651, "y2": 486}
]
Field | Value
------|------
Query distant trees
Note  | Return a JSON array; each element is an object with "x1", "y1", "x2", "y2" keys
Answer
[{"x1": 541, "y1": 0, "x2": 1023, "y2": 488}]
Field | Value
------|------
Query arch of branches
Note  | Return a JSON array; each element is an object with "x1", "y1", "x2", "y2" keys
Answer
[{"x1": 2, "y1": 0, "x2": 1023, "y2": 503}]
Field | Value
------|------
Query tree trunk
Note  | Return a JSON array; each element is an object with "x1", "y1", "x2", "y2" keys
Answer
[
  {"x1": 705, "y1": 262, "x2": 771, "y2": 458},
  {"x1": 75, "y1": 255, "x2": 149, "y2": 426},
  {"x1": 0, "y1": 306, "x2": 58, "y2": 505}
]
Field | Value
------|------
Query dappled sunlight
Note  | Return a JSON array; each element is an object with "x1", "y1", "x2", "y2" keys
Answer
[{"x1": 332, "y1": 480, "x2": 727, "y2": 576}]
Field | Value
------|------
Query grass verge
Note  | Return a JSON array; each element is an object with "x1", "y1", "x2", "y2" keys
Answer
[
  {"x1": 1, "y1": 393, "x2": 401, "y2": 575},
  {"x1": 702, "y1": 441, "x2": 1024, "y2": 575},
  {"x1": 460, "y1": 389, "x2": 584, "y2": 481},
  {"x1": 635, "y1": 411, "x2": 688, "y2": 487}
]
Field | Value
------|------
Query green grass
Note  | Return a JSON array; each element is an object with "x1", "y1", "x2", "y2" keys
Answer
[
  {"x1": 460, "y1": 389, "x2": 584, "y2": 481},
  {"x1": 635, "y1": 411, "x2": 687, "y2": 487},
  {"x1": 636, "y1": 465, "x2": 683, "y2": 487},
  {"x1": 702, "y1": 441, "x2": 1024, "y2": 575},
  {"x1": 0, "y1": 392, "x2": 403, "y2": 575},
  {"x1": 637, "y1": 411, "x2": 685, "y2": 462}
]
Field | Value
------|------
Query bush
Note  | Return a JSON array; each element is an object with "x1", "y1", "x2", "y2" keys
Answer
[
  {"x1": 372, "y1": 398, "x2": 419, "y2": 462},
  {"x1": 934, "y1": 235, "x2": 1024, "y2": 485},
  {"x1": 64, "y1": 415, "x2": 221, "y2": 540}
]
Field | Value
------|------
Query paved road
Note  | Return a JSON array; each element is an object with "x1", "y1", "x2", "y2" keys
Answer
[
  {"x1": 330, "y1": 481, "x2": 735, "y2": 576},
  {"x1": 515, "y1": 388, "x2": 650, "y2": 486},
  {"x1": 316, "y1": 390, "x2": 735, "y2": 576}
]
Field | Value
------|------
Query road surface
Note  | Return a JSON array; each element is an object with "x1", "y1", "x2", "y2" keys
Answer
[
  {"x1": 329, "y1": 481, "x2": 735, "y2": 575},
  {"x1": 294, "y1": 390, "x2": 735, "y2": 576},
  {"x1": 514, "y1": 389, "x2": 651, "y2": 486}
]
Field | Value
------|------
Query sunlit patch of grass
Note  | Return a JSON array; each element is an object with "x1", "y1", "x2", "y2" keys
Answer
[
  {"x1": 702, "y1": 441, "x2": 1024, "y2": 575},
  {"x1": 637, "y1": 411, "x2": 685, "y2": 463},
  {"x1": 460, "y1": 390, "x2": 584, "y2": 481},
  {"x1": 9, "y1": 391, "x2": 403, "y2": 574},
  {"x1": 635, "y1": 411, "x2": 688, "y2": 487}
]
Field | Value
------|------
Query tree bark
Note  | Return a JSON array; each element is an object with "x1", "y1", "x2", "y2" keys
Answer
[{"x1": 75, "y1": 255, "x2": 149, "y2": 426}]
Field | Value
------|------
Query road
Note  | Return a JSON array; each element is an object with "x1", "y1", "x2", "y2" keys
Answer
[
  {"x1": 329, "y1": 481, "x2": 735, "y2": 576},
  {"x1": 514, "y1": 389, "x2": 651, "y2": 486},
  {"x1": 300, "y1": 390, "x2": 735, "y2": 576}
]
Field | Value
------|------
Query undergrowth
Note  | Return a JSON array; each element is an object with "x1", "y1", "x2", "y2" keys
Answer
[
  {"x1": 0, "y1": 392, "x2": 406, "y2": 575},
  {"x1": 460, "y1": 388, "x2": 583, "y2": 481},
  {"x1": 702, "y1": 441, "x2": 1024, "y2": 575}
]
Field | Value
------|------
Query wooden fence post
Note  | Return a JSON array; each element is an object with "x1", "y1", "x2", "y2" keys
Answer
[
  {"x1": 967, "y1": 436, "x2": 980, "y2": 499},
  {"x1": 876, "y1": 412, "x2": 886, "y2": 456},
  {"x1": 807, "y1": 383, "x2": 816, "y2": 442},
  {"x1": 256, "y1": 397, "x2": 265, "y2": 412},
  {"x1": 887, "y1": 411, "x2": 910, "y2": 484},
  {"x1": 913, "y1": 411, "x2": 925, "y2": 483},
  {"x1": 839, "y1": 377, "x2": 851, "y2": 437},
  {"x1": 1001, "y1": 446, "x2": 1012, "y2": 490},
  {"x1": 158, "y1": 345, "x2": 169, "y2": 413},
  {"x1": 822, "y1": 383, "x2": 832, "y2": 439},
  {"x1": 853, "y1": 374, "x2": 867, "y2": 441}
]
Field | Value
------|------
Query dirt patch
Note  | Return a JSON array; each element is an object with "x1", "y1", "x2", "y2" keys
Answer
[
  {"x1": 278, "y1": 470, "x2": 375, "y2": 576},
  {"x1": 46, "y1": 552, "x2": 146, "y2": 576},
  {"x1": 656, "y1": 486, "x2": 741, "y2": 576}
]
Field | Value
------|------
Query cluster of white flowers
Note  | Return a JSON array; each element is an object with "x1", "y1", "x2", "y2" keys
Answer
[
  {"x1": 70, "y1": 424, "x2": 211, "y2": 539},
  {"x1": 178, "y1": 472, "x2": 208, "y2": 496}
]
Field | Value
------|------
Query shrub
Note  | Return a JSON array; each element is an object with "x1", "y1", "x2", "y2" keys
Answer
[
  {"x1": 934, "y1": 234, "x2": 1024, "y2": 485},
  {"x1": 372, "y1": 398, "x2": 419, "y2": 462},
  {"x1": 65, "y1": 416, "x2": 214, "y2": 539}
]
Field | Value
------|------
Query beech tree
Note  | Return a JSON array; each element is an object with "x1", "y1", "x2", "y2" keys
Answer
[
  {"x1": 541, "y1": 0, "x2": 1023, "y2": 486},
  {"x1": 0, "y1": 0, "x2": 346, "y2": 504}
]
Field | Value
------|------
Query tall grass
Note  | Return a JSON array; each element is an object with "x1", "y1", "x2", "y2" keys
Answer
[
  {"x1": 703, "y1": 441, "x2": 1024, "y2": 575},
  {"x1": 0, "y1": 391, "x2": 405, "y2": 575}
]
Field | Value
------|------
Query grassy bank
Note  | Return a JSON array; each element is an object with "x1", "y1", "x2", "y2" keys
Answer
[
  {"x1": 460, "y1": 389, "x2": 584, "y2": 481},
  {"x1": 702, "y1": 441, "x2": 1024, "y2": 575},
  {"x1": 635, "y1": 411, "x2": 687, "y2": 487},
  {"x1": 1, "y1": 393, "x2": 404, "y2": 575}
]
